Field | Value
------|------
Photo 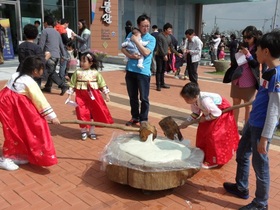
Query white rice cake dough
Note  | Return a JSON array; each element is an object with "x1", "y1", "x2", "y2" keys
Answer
[{"x1": 119, "y1": 134, "x2": 191, "y2": 163}]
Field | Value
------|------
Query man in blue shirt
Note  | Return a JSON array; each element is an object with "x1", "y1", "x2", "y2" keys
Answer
[{"x1": 121, "y1": 14, "x2": 156, "y2": 126}]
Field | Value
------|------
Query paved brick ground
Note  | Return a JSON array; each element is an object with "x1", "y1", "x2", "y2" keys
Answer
[{"x1": 0, "y1": 65, "x2": 280, "y2": 210}]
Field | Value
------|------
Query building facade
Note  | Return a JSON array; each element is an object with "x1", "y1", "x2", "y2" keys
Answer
[{"x1": 0, "y1": 0, "x2": 263, "y2": 58}]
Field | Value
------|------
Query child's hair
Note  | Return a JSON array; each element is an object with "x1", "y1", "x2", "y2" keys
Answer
[
  {"x1": 80, "y1": 52, "x2": 99, "y2": 70},
  {"x1": 24, "y1": 24, "x2": 38, "y2": 40},
  {"x1": 258, "y1": 30, "x2": 280, "y2": 58},
  {"x1": 132, "y1": 28, "x2": 141, "y2": 35},
  {"x1": 66, "y1": 40, "x2": 77, "y2": 58},
  {"x1": 13, "y1": 55, "x2": 45, "y2": 89},
  {"x1": 180, "y1": 82, "x2": 200, "y2": 99}
]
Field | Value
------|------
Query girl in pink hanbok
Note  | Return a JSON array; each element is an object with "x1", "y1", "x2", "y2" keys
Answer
[
  {"x1": 179, "y1": 82, "x2": 239, "y2": 169},
  {"x1": 67, "y1": 52, "x2": 113, "y2": 140},
  {"x1": 0, "y1": 56, "x2": 59, "y2": 171}
]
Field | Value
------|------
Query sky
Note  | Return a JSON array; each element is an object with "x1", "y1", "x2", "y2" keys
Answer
[{"x1": 202, "y1": 0, "x2": 279, "y2": 34}]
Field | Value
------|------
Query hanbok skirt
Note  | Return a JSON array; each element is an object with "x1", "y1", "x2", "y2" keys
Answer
[
  {"x1": 196, "y1": 97, "x2": 239, "y2": 165},
  {"x1": 75, "y1": 88, "x2": 114, "y2": 129},
  {"x1": 0, "y1": 87, "x2": 57, "y2": 166}
]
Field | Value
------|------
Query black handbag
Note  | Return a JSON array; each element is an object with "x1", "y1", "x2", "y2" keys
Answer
[
  {"x1": 223, "y1": 65, "x2": 235, "y2": 83},
  {"x1": 231, "y1": 66, "x2": 244, "y2": 80}
]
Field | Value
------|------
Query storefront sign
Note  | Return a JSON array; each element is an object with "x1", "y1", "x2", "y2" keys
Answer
[
  {"x1": 101, "y1": 29, "x2": 111, "y2": 40},
  {"x1": 0, "y1": 18, "x2": 14, "y2": 60},
  {"x1": 101, "y1": 0, "x2": 112, "y2": 24}
]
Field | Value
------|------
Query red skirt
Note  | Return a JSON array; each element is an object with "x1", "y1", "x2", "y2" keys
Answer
[
  {"x1": 75, "y1": 88, "x2": 114, "y2": 129},
  {"x1": 0, "y1": 87, "x2": 57, "y2": 166},
  {"x1": 196, "y1": 98, "x2": 239, "y2": 165}
]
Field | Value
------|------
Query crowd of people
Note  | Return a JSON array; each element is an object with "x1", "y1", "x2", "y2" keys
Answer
[{"x1": 0, "y1": 13, "x2": 279, "y2": 210}]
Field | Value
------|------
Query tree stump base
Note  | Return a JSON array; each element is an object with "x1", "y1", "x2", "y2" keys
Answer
[{"x1": 101, "y1": 134, "x2": 204, "y2": 191}]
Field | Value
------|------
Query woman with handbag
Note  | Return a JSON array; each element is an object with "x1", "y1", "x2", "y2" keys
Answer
[{"x1": 230, "y1": 26, "x2": 260, "y2": 130}]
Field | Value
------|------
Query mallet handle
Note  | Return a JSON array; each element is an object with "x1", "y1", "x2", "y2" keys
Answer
[{"x1": 57, "y1": 120, "x2": 140, "y2": 132}]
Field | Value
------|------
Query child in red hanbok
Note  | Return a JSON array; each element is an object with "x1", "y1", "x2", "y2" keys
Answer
[
  {"x1": 179, "y1": 82, "x2": 239, "y2": 169},
  {"x1": 67, "y1": 52, "x2": 114, "y2": 140},
  {"x1": 0, "y1": 56, "x2": 59, "y2": 171}
]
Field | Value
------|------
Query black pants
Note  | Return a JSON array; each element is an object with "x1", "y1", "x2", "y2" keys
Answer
[
  {"x1": 44, "y1": 58, "x2": 65, "y2": 89},
  {"x1": 185, "y1": 54, "x2": 198, "y2": 84},
  {"x1": 155, "y1": 55, "x2": 167, "y2": 88}
]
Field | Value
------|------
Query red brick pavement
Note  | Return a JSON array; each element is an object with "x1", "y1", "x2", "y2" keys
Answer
[{"x1": 0, "y1": 65, "x2": 280, "y2": 210}]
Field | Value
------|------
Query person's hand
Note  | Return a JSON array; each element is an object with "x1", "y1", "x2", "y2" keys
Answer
[
  {"x1": 51, "y1": 117, "x2": 60, "y2": 125},
  {"x1": 105, "y1": 94, "x2": 110, "y2": 102},
  {"x1": 164, "y1": 55, "x2": 168, "y2": 61},
  {"x1": 241, "y1": 47, "x2": 249, "y2": 55},
  {"x1": 178, "y1": 53, "x2": 183, "y2": 58},
  {"x1": 130, "y1": 35, "x2": 139, "y2": 44},
  {"x1": 45, "y1": 51, "x2": 51, "y2": 60},
  {"x1": 257, "y1": 137, "x2": 268, "y2": 154},
  {"x1": 130, "y1": 53, "x2": 141, "y2": 60},
  {"x1": 179, "y1": 121, "x2": 190, "y2": 129},
  {"x1": 71, "y1": 32, "x2": 76, "y2": 37}
]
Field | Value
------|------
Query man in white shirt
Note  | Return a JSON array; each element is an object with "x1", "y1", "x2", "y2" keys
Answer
[{"x1": 181, "y1": 29, "x2": 203, "y2": 84}]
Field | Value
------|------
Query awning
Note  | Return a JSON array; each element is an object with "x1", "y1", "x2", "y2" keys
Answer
[{"x1": 189, "y1": 0, "x2": 265, "y2": 4}]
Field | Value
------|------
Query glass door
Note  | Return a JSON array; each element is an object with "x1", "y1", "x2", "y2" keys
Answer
[{"x1": 0, "y1": 1, "x2": 20, "y2": 57}]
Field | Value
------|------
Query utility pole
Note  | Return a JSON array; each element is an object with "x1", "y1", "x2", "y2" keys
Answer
[{"x1": 273, "y1": 0, "x2": 279, "y2": 29}]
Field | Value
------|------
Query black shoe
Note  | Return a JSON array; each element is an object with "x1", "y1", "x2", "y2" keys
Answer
[
  {"x1": 161, "y1": 84, "x2": 170, "y2": 89},
  {"x1": 239, "y1": 202, "x2": 268, "y2": 210},
  {"x1": 156, "y1": 87, "x2": 161, "y2": 91},
  {"x1": 60, "y1": 85, "x2": 69, "y2": 96},
  {"x1": 223, "y1": 182, "x2": 249, "y2": 199},
  {"x1": 125, "y1": 119, "x2": 140, "y2": 126},
  {"x1": 41, "y1": 87, "x2": 51, "y2": 93}
]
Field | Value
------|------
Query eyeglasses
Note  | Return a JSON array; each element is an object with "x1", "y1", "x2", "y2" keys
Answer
[
  {"x1": 243, "y1": 35, "x2": 253, "y2": 40},
  {"x1": 139, "y1": 25, "x2": 150, "y2": 28}
]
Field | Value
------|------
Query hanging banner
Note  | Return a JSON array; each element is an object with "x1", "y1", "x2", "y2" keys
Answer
[
  {"x1": 0, "y1": 18, "x2": 14, "y2": 60},
  {"x1": 91, "y1": 0, "x2": 97, "y2": 24}
]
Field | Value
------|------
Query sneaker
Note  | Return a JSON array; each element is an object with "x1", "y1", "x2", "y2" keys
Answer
[
  {"x1": 81, "y1": 132, "x2": 87, "y2": 141},
  {"x1": 0, "y1": 158, "x2": 19, "y2": 171},
  {"x1": 11, "y1": 159, "x2": 29, "y2": 165},
  {"x1": 125, "y1": 119, "x2": 140, "y2": 126},
  {"x1": 239, "y1": 202, "x2": 268, "y2": 210},
  {"x1": 180, "y1": 76, "x2": 187, "y2": 80},
  {"x1": 223, "y1": 182, "x2": 249, "y2": 199},
  {"x1": 89, "y1": 134, "x2": 97, "y2": 140},
  {"x1": 201, "y1": 162, "x2": 218, "y2": 169}
]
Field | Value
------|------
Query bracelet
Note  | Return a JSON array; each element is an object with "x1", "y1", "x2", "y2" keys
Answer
[
  {"x1": 66, "y1": 87, "x2": 74, "y2": 95},
  {"x1": 186, "y1": 116, "x2": 194, "y2": 122},
  {"x1": 205, "y1": 115, "x2": 212, "y2": 121},
  {"x1": 102, "y1": 86, "x2": 110, "y2": 94}
]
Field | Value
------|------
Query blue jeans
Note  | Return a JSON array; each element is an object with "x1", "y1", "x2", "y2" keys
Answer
[
  {"x1": 59, "y1": 58, "x2": 68, "y2": 82},
  {"x1": 235, "y1": 123, "x2": 270, "y2": 206},
  {"x1": 125, "y1": 71, "x2": 150, "y2": 122}
]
